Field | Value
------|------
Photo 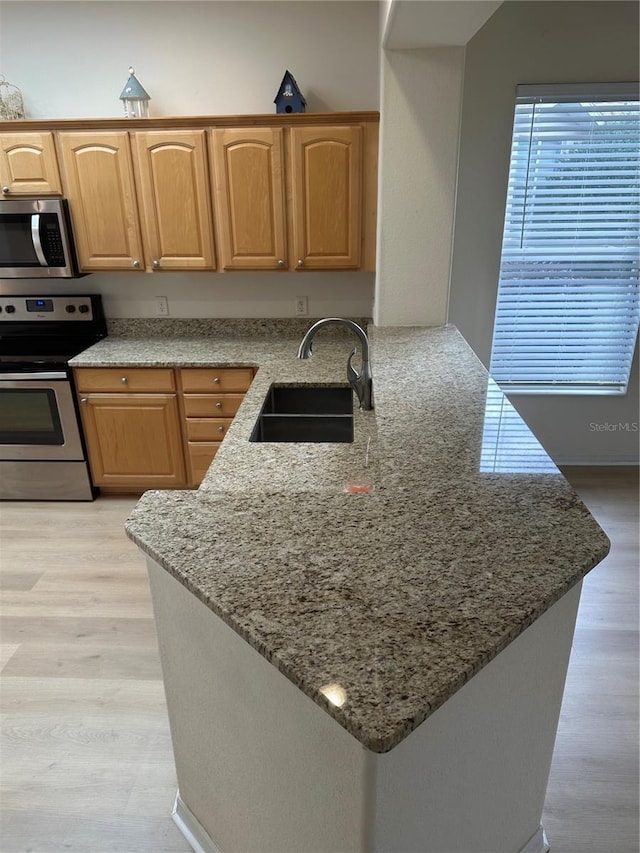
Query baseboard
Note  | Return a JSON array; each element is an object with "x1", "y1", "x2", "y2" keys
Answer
[
  {"x1": 519, "y1": 825, "x2": 550, "y2": 853},
  {"x1": 172, "y1": 791, "x2": 222, "y2": 853}
]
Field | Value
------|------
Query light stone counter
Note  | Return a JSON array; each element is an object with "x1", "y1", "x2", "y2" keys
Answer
[{"x1": 72, "y1": 324, "x2": 610, "y2": 754}]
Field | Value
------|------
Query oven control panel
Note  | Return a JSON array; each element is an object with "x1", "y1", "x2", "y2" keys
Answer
[{"x1": 0, "y1": 296, "x2": 95, "y2": 322}]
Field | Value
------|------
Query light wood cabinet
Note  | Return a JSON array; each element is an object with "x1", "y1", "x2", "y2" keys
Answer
[
  {"x1": 179, "y1": 367, "x2": 253, "y2": 486},
  {"x1": 58, "y1": 132, "x2": 144, "y2": 271},
  {"x1": 0, "y1": 132, "x2": 62, "y2": 196},
  {"x1": 212, "y1": 124, "x2": 370, "y2": 271},
  {"x1": 74, "y1": 366, "x2": 253, "y2": 490},
  {"x1": 3, "y1": 112, "x2": 378, "y2": 273},
  {"x1": 290, "y1": 126, "x2": 363, "y2": 270},
  {"x1": 75, "y1": 368, "x2": 185, "y2": 489},
  {"x1": 134, "y1": 130, "x2": 215, "y2": 270},
  {"x1": 211, "y1": 128, "x2": 287, "y2": 270}
]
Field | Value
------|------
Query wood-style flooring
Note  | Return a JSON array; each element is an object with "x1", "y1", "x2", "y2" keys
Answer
[{"x1": 0, "y1": 467, "x2": 637, "y2": 853}]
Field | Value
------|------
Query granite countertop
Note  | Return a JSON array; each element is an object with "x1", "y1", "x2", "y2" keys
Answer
[{"x1": 74, "y1": 324, "x2": 610, "y2": 753}]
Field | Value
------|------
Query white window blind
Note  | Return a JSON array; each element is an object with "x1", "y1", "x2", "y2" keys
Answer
[{"x1": 490, "y1": 83, "x2": 640, "y2": 394}]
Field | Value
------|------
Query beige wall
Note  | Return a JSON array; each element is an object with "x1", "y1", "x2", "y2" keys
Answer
[{"x1": 448, "y1": 1, "x2": 639, "y2": 464}]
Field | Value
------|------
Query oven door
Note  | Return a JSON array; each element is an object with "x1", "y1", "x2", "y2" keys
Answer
[{"x1": 0, "y1": 373, "x2": 84, "y2": 461}]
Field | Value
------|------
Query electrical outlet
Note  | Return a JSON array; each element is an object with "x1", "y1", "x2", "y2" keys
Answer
[
  {"x1": 155, "y1": 296, "x2": 169, "y2": 317},
  {"x1": 295, "y1": 296, "x2": 308, "y2": 316}
]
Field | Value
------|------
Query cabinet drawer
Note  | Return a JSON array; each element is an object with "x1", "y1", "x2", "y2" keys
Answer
[
  {"x1": 75, "y1": 367, "x2": 176, "y2": 393},
  {"x1": 183, "y1": 394, "x2": 244, "y2": 417},
  {"x1": 185, "y1": 417, "x2": 232, "y2": 441},
  {"x1": 188, "y1": 441, "x2": 221, "y2": 483},
  {"x1": 180, "y1": 368, "x2": 253, "y2": 393}
]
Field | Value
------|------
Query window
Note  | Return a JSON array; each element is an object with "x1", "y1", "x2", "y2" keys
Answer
[{"x1": 490, "y1": 83, "x2": 640, "y2": 394}]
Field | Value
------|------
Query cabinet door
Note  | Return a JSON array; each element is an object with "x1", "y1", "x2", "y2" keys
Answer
[
  {"x1": 134, "y1": 130, "x2": 215, "y2": 270},
  {"x1": 211, "y1": 128, "x2": 286, "y2": 270},
  {"x1": 58, "y1": 132, "x2": 144, "y2": 271},
  {"x1": 0, "y1": 132, "x2": 62, "y2": 196},
  {"x1": 290, "y1": 126, "x2": 363, "y2": 270},
  {"x1": 79, "y1": 393, "x2": 186, "y2": 488}
]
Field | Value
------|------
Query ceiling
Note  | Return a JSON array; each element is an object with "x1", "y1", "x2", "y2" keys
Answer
[{"x1": 383, "y1": 0, "x2": 503, "y2": 49}]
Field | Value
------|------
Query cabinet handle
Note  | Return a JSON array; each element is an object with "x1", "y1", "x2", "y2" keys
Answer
[
  {"x1": 277, "y1": 259, "x2": 285, "y2": 268},
  {"x1": 215, "y1": 401, "x2": 222, "y2": 409},
  {"x1": 120, "y1": 377, "x2": 128, "y2": 384},
  {"x1": 132, "y1": 259, "x2": 140, "y2": 269},
  {"x1": 218, "y1": 425, "x2": 225, "y2": 433},
  {"x1": 80, "y1": 397, "x2": 88, "y2": 404},
  {"x1": 1, "y1": 186, "x2": 9, "y2": 194},
  {"x1": 212, "y1": 377, "x2": 220, "y2": 384},
  {"x1": 297, "y1": 259, "x2": 304, "y2": 268},
  {"x1": 152, "y1": 259, "x2": 160, "y2": 269}
]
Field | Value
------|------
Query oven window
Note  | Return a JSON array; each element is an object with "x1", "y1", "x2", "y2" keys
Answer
[{"x1": 0, "y1": 389, "x2": 64, "y2": 445}]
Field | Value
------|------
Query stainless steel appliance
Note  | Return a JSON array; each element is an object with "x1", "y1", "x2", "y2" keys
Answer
[
  {"x1": 0, "y1": 294, "x2": 106, "y2": 500},
  {"x1": 0, "y1": 198, "x2": 85, "y2": 278}
]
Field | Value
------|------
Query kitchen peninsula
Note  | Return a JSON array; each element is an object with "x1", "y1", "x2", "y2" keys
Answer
[{"x1": 72, "y1": 324, "x2": 610, "y2": 853}]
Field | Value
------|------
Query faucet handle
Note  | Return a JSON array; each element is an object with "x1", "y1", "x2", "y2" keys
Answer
[{"x1": 347, "y1": 347, "x2": 360, "y2": 384}]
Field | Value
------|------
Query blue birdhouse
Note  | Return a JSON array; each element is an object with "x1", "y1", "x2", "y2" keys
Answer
[{"x1": 274, "y1": 70, "x2": 306, "y2": 114}]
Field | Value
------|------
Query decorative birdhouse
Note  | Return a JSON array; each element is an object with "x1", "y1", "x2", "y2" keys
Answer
[
  {"x1": 274, "y1": 70, "x2": 306, "y2": 114},
  {"x1": 119, "y1": 67, "x2": 151, "y2": 118}
]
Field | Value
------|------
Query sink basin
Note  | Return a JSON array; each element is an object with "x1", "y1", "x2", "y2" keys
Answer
[{"x1": 250, "y1": 385, "x2": 354, "y2": 443}]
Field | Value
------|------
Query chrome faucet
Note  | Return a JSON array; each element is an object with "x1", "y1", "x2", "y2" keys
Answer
[{"x1": 297, "y1": 318, "x2": 374, "y2": 410}]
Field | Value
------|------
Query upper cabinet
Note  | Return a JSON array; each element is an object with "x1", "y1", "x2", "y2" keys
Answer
[
  {"x1": 59, "y1": 129, "x2": 216, "y2": 273},
  {"x1": 58, "y1": 131, "x2": 144, "y2": 271},
  {"x1": 211, "y1": 128, "x2": 286, "y2": 270},
  {"x1": 2, "y1": 113, "x2": 378, "y2": 273},
  {"x1": 290, "y1": 126, "x2": 362, "y2": 270},
  {"x1": 213, "y1": 123, "x2": 375, "y2": 271},
  {"x1": 0, "y1": 132, "x2": 62, "y2": 196},
  {"x1": 134, "y1": 130, "x2": 215, "y2": 271}
]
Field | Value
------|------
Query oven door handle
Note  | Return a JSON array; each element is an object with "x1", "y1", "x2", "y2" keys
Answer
[
  {"x1": 31, "y1": 214, "x2": 48, "y2": 267},
  {"x1": 1, "y1": 371, "x2": 68, "y2": 381}
]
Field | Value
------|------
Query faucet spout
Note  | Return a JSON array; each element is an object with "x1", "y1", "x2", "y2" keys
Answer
[{"x1": 297, "y1": 318, "x2": 374, "y2": 410}]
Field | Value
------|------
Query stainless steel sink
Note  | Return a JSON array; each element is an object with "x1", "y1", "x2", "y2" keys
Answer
[{"x1": 250, "y1": 385, "x2": 354, "y2": 443}]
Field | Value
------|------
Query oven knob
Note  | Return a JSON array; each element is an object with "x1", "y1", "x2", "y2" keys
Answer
[
  {"x1": 5, "y1": 304, "x2": 15, "y2": 314},
  {"x1": 78, "y1": 304, "x2": 90, "y2": 314},
  {"x1": 66, "y1": 305, "x2": 76, "y2": 314}
]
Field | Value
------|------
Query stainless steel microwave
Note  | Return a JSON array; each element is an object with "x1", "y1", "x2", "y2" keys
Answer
[{"x1": 0, "y1": 198, "x2": 85, "y2": 278}]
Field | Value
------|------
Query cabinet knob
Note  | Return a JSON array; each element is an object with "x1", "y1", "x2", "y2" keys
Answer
[
  {"x1": 80, "y1": 397, "x2": 88, "y2": 404},
  {"x1": 213, "y1": 377, "x2": 220, "y2": 384},
  {"x1": 132, "y1": 259, "x2": 140, "y2": 269},
  {"x1": 152, "y1": 259, "x2": 160, "y2": 269},
  {"x1": 277, "y1": 259, "x2": 285, "y2": 268},
  {"x1": 215, "y1": 401, "x2": 222, "y2": 409},
  {"x1": 120, "y1": 377, "x2": 128, "y2": 384},
  {"x1": 1, "y1": 186, "x2": 9, "y2": 194},
  {"x1": 297, "y1": 259, "x2": 304, "y2": 268},
  {"x1": 218, "y1": 425, "x2": 225, "y2": 433}
]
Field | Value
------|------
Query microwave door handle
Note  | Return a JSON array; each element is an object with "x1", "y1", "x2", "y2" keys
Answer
[{"x1": 31, "y1": 214, "x2": 48, "y2": 267}]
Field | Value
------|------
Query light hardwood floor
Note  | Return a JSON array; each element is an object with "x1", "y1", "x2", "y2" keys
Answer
[{"x1": 0, "y1": 468, "x2": 637, "y2": 853}]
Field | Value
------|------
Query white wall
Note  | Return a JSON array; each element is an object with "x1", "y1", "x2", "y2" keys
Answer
[
  {"x1": 374, "y1": 46, "x2": 464, "y2": 326},
  {"x1": 448, "y1": 1, "x2": 640, "y2": 464},
  {"x1": 0, "y1": 1, "x2": 379, "y2": 319}
]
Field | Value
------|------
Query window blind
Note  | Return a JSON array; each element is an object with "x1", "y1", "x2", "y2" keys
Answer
[{"x1": 490, "y1": 83, "x2": 640, "y2": 394}]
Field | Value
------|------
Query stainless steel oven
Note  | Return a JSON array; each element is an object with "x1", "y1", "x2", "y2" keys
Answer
[{"x1": 0, "y1": 294, "x2": 106, "y2": 500}]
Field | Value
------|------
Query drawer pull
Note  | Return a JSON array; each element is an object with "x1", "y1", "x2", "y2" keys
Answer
[
  {"x1": 80, "y1": 397, "x2": 88, "y2": 404},
  {"x1": 212, "y1": 377, "x2": 220, "y2": 384},
  {"x1": 120, "y1": 376, "x2": 128, "y2": 384},
  {"x1": 218, "y1": 425, "x2": 225, "y2": 433},
  {"x1": 215, "y1": 401, "x2": 222, "y2": 409}
]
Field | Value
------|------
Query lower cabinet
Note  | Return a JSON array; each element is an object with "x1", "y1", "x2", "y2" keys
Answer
[
  {"x1": 75, "y1": 368, "x2": 186, "y2": 489},
  {"x1": 180, "y1": 367, "x2": 254, "y2": 487},
  {"x1": 74, "y1": 365, "x2": 253, "y2": 491}
]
